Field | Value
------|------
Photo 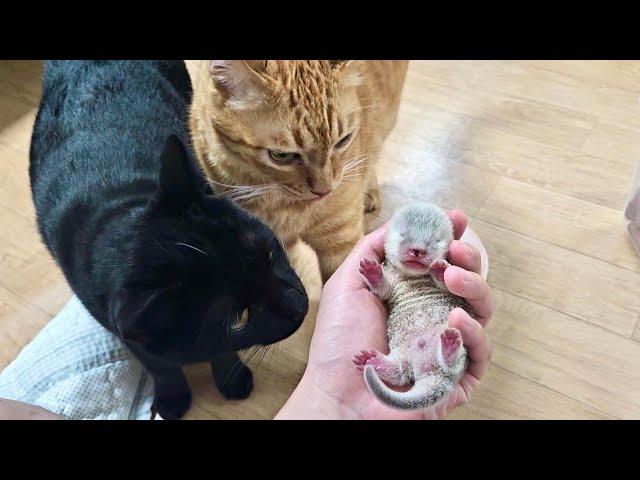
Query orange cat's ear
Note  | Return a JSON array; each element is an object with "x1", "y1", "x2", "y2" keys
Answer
[
  {"x1": 330, "y1": 60, "x2": 363, "y2": 87},
  {"x1": 209, "y1": 60, "x2": 267, "y2": 108}
]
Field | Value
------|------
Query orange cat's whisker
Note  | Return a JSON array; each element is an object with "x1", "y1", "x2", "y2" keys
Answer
[
  {"x1": 342, "y1": 155, "x2": 372, "y2": 175},
  {"x1": 228, "y1": 185, "x2": 280, "y2": 202}
]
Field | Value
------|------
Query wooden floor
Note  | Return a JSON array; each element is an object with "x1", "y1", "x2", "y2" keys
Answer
[{"x1": 1, "y1": 60, "x2": 640, "y2": 419}]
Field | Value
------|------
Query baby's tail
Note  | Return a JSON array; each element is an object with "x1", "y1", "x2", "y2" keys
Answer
[{"x1": 364, "y1": 365, "x2": 455, "y2": 410}]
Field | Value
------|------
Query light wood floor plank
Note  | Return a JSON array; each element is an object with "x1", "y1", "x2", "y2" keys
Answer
[
  {"x1": 413, "y1": 60, "x2": 640, "y2": 133},
  {"x1": 472, "y1": 218, "x2": 640, "y2": 337},
  {"x1": 449, "y1": 364, "x2": 614, "y2": 420},
  {"x1": 487, "y1": 289, "x2": 640, "y2": 419},
  {"x1": 529, "y1": 60, "x2": 640, "y2": 94},
  {"x1": 0, "y1": 142, "x2": 36, "y2": 220},
  {"x1": 0, "y1": 284, "x2": 51, "y2": 371},
  {"x1": 477, "y1": 176, "x2": 640, "y2": 273},
  {"x1": 442, "y1": 122, "x2": 633, "y2": 210},
  {"x1": 0, "y1": 204, "x2": 72, "y2": 317},
  {"x1": 582, "y1": 120, "x2": 640, "y2": 167},
  {"x1": 406, "y1": 62, "x2": 597, "y2": 150}
]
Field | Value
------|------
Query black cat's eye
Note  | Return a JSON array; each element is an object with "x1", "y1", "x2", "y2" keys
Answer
[
  {"x1": 334, "y1": 132, "x2": 353, "y2": 150},
  {"x1": 230, "y1": 308, "x2": 249, "y2": 331},
  {"x1": 268, "y1": 150, "x2": 301, "y2": 164}
]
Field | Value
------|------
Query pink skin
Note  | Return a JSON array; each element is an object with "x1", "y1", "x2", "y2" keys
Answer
[
  {"x1": 400, "y1": 246, "x2": 431, "y2": 271},
  {"x1": 440, "y1": 328, "x2": 463, "y2": 365},
  {"x1": 353, "y1": 350, "x2": 385, "y2": 372},
  {"x1": 352, "y1": 328, "x2": 463, "y2": 378},
  {"x1": 359, "y1": 258, "x2": 383, "y2": 288},
  {"x1": 428, "y1": 259, "x2": 451, "y2": 283},
  {"x1": 353, "y1": 350, "x2": 410, "y2": 387}
]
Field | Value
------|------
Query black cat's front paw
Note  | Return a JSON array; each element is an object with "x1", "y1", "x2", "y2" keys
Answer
[
  {"x1": 153, "y1": 389, "x2": 192, "y2": 420},
  {"x1": 215, "y1": 363, "x2": 254, "y2": 400}
]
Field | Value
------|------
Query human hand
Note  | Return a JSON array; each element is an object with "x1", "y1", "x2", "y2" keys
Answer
[
  {"x1": 275, "y1": 210, "x2": 494, "y2": 419},
  {"x1": 0, "y1": 399, "x2": 63, "y2": 420}
]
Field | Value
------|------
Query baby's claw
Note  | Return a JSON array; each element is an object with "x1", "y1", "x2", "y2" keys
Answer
[
  {"x1": 360, "y1": 258, "x2": 383, "y2": 288},
  {"x1": 353, "y1": 349, "x2": 380, "y2": 371},
  {"x1": 428, "y1": 259, "x2": 450, "y2": 283},
  {"x1": 440, "y1": 328, "x2": 463, "y2": 365}
]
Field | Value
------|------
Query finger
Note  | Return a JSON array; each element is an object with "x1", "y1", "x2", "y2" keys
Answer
[
  {"x1": 448, "y1": 240, "x2": 482, "y2": 275},
  {"x1": 448, "y1": 308, "x2": 492, "y2": 380},
  {"x1": 447, "y1": 210, "x2": 467, "y2": 241},
  {"x1": 443, "y1": 266, "x2": 495, "y2": 326}
]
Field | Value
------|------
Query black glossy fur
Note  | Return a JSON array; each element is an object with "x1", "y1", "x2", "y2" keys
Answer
[{"x1": 29, "y1": 61, "x2": 308, "y2": 419}]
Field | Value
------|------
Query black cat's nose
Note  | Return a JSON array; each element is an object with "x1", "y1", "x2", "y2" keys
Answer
[{"x1": 283, "y1": 287, "x2": 308, "y2": 321}]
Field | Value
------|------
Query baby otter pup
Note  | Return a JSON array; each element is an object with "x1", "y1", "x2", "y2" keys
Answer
[{"x1": 353, "y1": 202, "x2": 471, "y2": 410}]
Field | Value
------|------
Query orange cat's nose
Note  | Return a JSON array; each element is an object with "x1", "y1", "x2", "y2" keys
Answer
[{"x1": 311, "y1": 189, "x2": 332, "y2": 199}]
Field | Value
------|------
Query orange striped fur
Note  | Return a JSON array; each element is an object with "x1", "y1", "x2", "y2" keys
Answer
[{"x1": 189, "y1": 60, "x2": 408, "y2": 281}]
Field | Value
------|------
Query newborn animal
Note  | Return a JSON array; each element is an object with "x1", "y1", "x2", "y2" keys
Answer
[{"x1": 353, "y1": 203, "x2": 470, "y2": 410}]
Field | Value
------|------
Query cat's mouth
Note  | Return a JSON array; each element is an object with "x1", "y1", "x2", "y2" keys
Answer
[
  {"x1": 282, "y1": 187, "x2": 333, "y2": 202},
  {"x1": 310, "y1": 189, "x2": 332, "y2": 202}
]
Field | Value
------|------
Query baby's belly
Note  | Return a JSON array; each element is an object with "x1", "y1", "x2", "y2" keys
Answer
[{"x1": 387, "y1": 294, "x2": 467, "y2": 349}]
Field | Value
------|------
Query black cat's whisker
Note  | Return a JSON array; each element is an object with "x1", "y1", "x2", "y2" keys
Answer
[
  {"x1": 175, "y1": 242, "x2": 209, "y2": 256},
  {"x1": 254, "y1": 345, "x2": 271, "y2": 373},
  {"x1": 195, "y1": 301, "x2": 218, "y2": 347},
  {"x1": 238, "y1": 345, "x2": 262, "y2": 367},
  {"x1": 242, "y1": 344, "x2": 270, "y2": 371},
  {"x1": 153, "y1": 239, "x2": 169, "y2": 254},
  {"x1": 222, "y1": 344, "x2": 264, "y2": 388},
  {"x1": 221, "y1": 360, "x2": 248, "y2": 390},
  {"x1": 268, "y1": 341, "x2": 281, "y2": 368}
]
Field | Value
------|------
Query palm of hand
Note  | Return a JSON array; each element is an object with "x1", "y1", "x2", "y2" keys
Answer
[{"x1": 309, "y1": 284, "x2": 474, "y2": 420}]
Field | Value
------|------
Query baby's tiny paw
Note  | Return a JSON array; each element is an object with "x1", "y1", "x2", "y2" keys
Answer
[
  {"x1": 428, "y1": 259, "x2": 450, "y2": 283},
  {"x1": 359, "y1": 258, "x2": 382, "y2": 288},
  {"x1": 440, "y1": 328, "x2": 463, "y2": 365},
  {"x1": 353, "y1": 349, "x2": 381, "y2": 371}
]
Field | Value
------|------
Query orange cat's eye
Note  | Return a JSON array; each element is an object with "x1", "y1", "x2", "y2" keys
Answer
[
  {"x1": 268, "y1": 150, "x2": 301, "y2": 164},
  {"x1": 334, "y1": 132, "x2": 353, "y2": 150}
]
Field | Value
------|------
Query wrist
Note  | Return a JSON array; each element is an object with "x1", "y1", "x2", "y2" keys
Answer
[{"x1": 274, "y1": 366, "x2": 354, "y2": 420}]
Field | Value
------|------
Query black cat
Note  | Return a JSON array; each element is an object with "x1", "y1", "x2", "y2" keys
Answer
[{"x1": 29, "y1": 60, "x2": 308, "y2": 419}]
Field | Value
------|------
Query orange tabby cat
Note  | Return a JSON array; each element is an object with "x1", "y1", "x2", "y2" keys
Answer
[{"x1": 189, "y1": 60, "x2": 408, "y2": 281}]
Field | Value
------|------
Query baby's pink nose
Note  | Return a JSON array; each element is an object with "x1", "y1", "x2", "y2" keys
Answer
[{"x1": 409, "y1": 248, "x2": 427, "y2": 258}]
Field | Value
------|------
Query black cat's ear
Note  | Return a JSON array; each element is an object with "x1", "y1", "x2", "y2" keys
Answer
[{"x1": 156, "y1": 135, "x2": 198, "y2": 209}]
